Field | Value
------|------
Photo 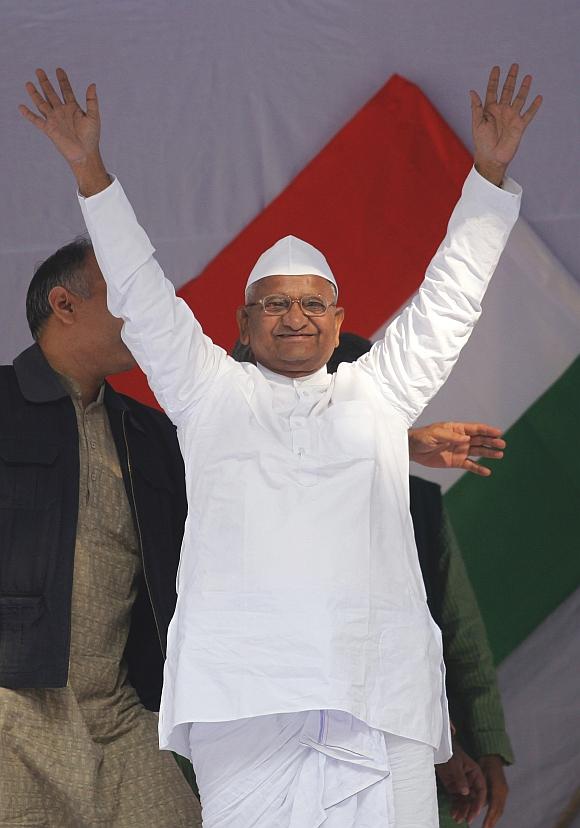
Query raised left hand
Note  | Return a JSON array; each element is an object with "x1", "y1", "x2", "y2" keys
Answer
[
  {"x1": 409, "y1": 422, "x2": 505, "y2": 477},
  {"x1": 471, "y1": 63, "x2": 542, "y2": 185}
]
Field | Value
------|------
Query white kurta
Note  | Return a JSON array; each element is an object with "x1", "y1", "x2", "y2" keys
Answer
[{"x1": 78, "y1": 168, "x2": 521, "y2": 762}]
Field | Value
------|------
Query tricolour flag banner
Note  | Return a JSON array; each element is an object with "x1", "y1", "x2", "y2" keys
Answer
[{"x1": 110, "y1": 75, "x2": 580, "y2": 828}]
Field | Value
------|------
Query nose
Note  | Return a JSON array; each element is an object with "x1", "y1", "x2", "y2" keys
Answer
[{"x1": 280, "y1": 299, "x2": 309, "y2": 329}]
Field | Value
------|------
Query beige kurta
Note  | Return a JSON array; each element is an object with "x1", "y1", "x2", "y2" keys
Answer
[{"x1": 0, "y1": 380, "x2": 201, "y2": 827}]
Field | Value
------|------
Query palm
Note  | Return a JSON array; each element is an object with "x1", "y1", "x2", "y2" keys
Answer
[
  {"x1": 418, "y1": 424, "x2": 472, "y2": 468},
  {"x1": 19, "y1": 68, "x2": 100, "y2": 165},
  {"x1": 474, "y1": 102, "x2": 528, "y2": 167},
  {"x1": 471, "y1": 64, "x2": 542, "y2": 173},
  {"x1": 44, "y1": 101, "x2": 98, "y2": 161}
]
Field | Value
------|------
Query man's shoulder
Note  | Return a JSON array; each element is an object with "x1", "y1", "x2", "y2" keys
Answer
[
  {"x1": 115, "y1": 391, "x2": 175, "y2": 431},
  {"x1": 0, "y1": 362, "x2": 22, "y2": 394}
]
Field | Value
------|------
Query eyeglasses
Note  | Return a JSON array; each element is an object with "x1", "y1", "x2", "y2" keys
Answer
[{"x1": 246, "y1": 294, "x2": 335, "y2": 317}]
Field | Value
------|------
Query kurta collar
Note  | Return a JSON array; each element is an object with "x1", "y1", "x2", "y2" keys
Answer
[
  {"x1": 57, "y1": 373, "x2": 106, "y2": 408},
  {"x1": 257, "y1": 363, "x2": 330, "y2": 388}
]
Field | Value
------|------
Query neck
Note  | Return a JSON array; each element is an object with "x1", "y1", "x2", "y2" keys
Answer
[
  {"x1": 39, "y1": 339, "x2": 104, "y2": 407},
  {"x1": 257, "y1": 362, "x2": 328, "y2": 380}
]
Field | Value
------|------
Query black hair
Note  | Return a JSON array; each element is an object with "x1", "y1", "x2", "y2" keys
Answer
[{"x1": 26, "y1": 237, "x2": 94, "y2": 340}]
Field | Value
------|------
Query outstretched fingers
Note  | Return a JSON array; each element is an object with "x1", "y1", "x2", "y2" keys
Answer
[
  {"x1": 499, "y1": 63, "x2": 519, "y2": 105},
  {"x1": 18, "y1": 103, "x2": 46, "y2": 130},
  {"x1": 512, "y1": 74, "x2": 532, "y2": 112},
  {"x1": 523, "y1": 93, "x2": 543, "y2": 125},
  {"x1": 470, "y1": 446, "x2": 504, "y2": 459},
  {"x1": 462, "y1": 423, "x2": 503, "y2": 438},
  {"x1": 25, "y1": 80, "x2": 51, "y2": 116},
  {"x1": 484, "y1": 65, "x2": 501, "y2": 107},
  {"x1": 56, "y1": 67, "x2": 79, "y2": 105},
  {"x1": 35, "y1": 68, "x2": 63, "y2": 108},
  {"x1": 463, "y1": 459, "x2": 492, "y2": 477},
  {"x1": 436, "y1": 428, "x2": 470, "y2": 446}
]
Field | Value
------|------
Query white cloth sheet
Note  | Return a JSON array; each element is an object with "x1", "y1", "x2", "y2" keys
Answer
[
  {"x1": 188, "y1": 710, "x2": 437, "y2": 828},
  {"x1": 78, "y1": 168, "x2": 521, "y2": 762}
]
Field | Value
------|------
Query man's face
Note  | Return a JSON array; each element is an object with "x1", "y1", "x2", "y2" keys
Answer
[
  {"x1": 73, "y1": 253, "x2": 136, "y2": 375},
  {"x1": 236, "y1": 274, "x2": 344, "y2": 377}
]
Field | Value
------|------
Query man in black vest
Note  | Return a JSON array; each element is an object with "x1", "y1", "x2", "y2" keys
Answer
[{"x1": 0, "y1": 239, "x2": 201, "y2": 826}]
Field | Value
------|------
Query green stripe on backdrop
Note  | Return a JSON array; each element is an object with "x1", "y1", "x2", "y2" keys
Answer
[{"x1": 444, "y1": 356, "x2": 580, "y2": 664}]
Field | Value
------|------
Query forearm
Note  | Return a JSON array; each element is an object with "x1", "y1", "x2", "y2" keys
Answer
[
  {"x1": 440, "y1": 511, "x2": 514, "y2": 763},
  {"x1": 358, "y1": 167, "x2": 521, "y2": 425},
  {"x1": 79, "y1": 178, "x2": 228, "y2": 422},
  {"x1": 445, "y1": 635, "x2": 514, "y2": 763}
]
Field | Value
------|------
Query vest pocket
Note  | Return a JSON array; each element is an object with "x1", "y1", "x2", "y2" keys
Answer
[
  {"x1": 0, "y1": 595, "x2": 45, "y2": 672},
  {"x1": 0, "y1": 442, "x2": 61, "y2": 595},
  {"x1": 0, "y1": 594, "x2": 45, "y2": 630},
  {"x1": 0, "y1": 439, "x2": 60, "y2": 510}
]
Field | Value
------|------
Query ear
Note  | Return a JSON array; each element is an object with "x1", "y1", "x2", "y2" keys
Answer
[
  {"x1": 236, "y1": 305, "x2": 251, "y2": 345},
  {"x1": 47, "y1": 286, "x2": 78, "y2": 327},
  {"x1": 333, "y1": 306, "x2": 345, "y2": 347}
]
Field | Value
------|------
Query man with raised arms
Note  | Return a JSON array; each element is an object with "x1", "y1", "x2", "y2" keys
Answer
[{"x1": 20, "y1": 64, "x2": 541, "y2": 827}]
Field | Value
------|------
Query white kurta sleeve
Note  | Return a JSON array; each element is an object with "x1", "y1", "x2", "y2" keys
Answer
[
  {"x1": 78, "y1": 178, "x2": 231, "y2": 425},
  {"x1": 355, "y1": 167, "x2": 522, "y2": 427}
]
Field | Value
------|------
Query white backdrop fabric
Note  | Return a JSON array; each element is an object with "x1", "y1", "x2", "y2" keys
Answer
[{"x1": 1, "y1": 0, "x2": 579, "y2": 364}]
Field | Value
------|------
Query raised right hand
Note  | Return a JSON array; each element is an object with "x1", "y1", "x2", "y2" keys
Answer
[{"x1": 19, "y1": 68, "x2": 109, "y2": 195}]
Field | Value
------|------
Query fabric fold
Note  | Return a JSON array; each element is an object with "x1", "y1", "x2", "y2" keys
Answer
[{"x1": 190, "y1": 710, "x2": 394, "y2": 827}]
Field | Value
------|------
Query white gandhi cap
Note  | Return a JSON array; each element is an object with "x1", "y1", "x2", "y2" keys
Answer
[{"x1": 245, "y1": 235, "x2": 338, "y2": 297}]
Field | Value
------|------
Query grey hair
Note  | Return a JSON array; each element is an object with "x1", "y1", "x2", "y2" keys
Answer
[{"x1": 26, "y1": 237, "x2": 94, "y2": 340}]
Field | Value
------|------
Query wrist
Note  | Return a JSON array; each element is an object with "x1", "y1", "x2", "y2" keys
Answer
[
  {"x1": 70, "y1": 151, "x2": 111, "y2": 197},
  {"x1": 473, "y1": 158, "x2": 507, "y2": 187}
]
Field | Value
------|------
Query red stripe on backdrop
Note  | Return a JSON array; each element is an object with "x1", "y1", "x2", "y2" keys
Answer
[{"x1": 110, "y1": 74, "x2": 472, "y2": 407}]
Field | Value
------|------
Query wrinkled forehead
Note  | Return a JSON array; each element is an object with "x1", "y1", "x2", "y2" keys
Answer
[{"x1": 247, "y1": 273, "x2": 336, "y2": 300}]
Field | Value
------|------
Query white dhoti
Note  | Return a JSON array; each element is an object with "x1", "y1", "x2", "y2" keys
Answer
[{"x1": 188, "y1": 710, "x2": 437, "y2": 827}]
